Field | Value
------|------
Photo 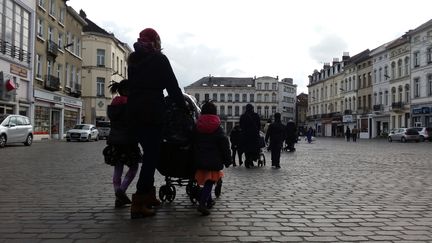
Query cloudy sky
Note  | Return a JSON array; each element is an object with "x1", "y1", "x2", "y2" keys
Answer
[{"x1": 68, "y1": 0, "x2": 432, "y2": 94}]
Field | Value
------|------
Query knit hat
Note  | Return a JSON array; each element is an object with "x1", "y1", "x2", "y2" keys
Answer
[{"x1": 138, "y1": 28, "x2": 160, "y2": 43}]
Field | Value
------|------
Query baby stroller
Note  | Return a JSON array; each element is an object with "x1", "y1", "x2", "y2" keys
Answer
[{"x1": 157, "y1": 93, "x2": 201, "y2": 203}]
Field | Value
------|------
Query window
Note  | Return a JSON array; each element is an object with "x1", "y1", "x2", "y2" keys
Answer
[
  {"x1": 368, "y1": 72, "x2": 372, "y2": 86},
  {"x1": 257, "y1": 94, "x2": 262, "y2": 102},
  {"x1": 194, "y1": 93, "x2": 200, "y2": 102},
  {"x1": 414, "y1": 51, "x2": 420, "y2": 67},
  {"x1": 235, "y1": 106, "x2": 240, "y2": 116},
  {"x1": 428, "y1": 74, "x2": 432, "y2": 96},
  {"x1": 48, "y1": 26, "x2": 53, "y2": 41},
  {"x1": 404, "y1": 57, "x2": 409, "y2": 76},
  {"x1": 398, "y1": 87, "x2": 403, "y2": 102},
  {"x1": 414, "y1": 78, "x2": 420, "y2": 98},
  {"x1": 112, "y1": 53, "x2": 115, "y2": 69},
  {"x1": 49, "y1": 0, "x2": 55, "y2": 16},
  {"x1": 385, "y1": 91, "x2": 388, "y2": 106},
  {"x1": 374, "y1": 93, "x2": 377, "y2": 105},
  {"x1": 220, "y1": 106, "x2": 225, "y2": 115},
  {"x1": 398, "y1": 60, "x2": 402, "y2": 77},
  {"x1": 65, "y1": 63, "x2": 69, "y2": 86},
  {"x1": 212, "y1": 93, "x2": 217, "y2": 102},
  {"x1": 405, "y1": 85, "x2": 410, "y2": 103},
  {"x1": 70, "y1": 65, "x2": 75, "y2": 87},
  {"x1": 428, "y1": 48, "x2": 432, "y2": 63},
  {"x1": 257, "y1": 106, "x2": 262, "y2": 115},
  {"x1": 47, "y1": 60, "x2": 52, "y2": 75},
  {"x1": 38, "y1": 0, "x2": 45, "y2": 8},
  {"x1": 228, "y1": 93, "x2": 233, "y2": 102},
  {"x1": 57, "y1": 33, "x2": 63, "y2": 49},
  {"x1": 272, "y1": 83, "x2": 277, "y2": 90},
  {"x1": 70, "y1": 35, "x2": 75, "y2": 53},
  {"x1": 264, "y1": 94, "x2": 269, "y2": 102},
  {"x1": 234, "y1": 93, "x2": 239, "y2": 102},
  {"x1": 379, "y1": 68, "x2": 382, "y2": 82},
  {"x1": 392, "y1": 88, "x2": 396, "y2": 103},
  {"x1": 35, "y1": 54, "x2": 42, "y2": 78},
  {"x1": 257, "y1": 83, "x2": 262, "y2": 90},
  {"x1": 76, "y1": 39, "x2": 81, "y2": 56},
  {"x1": 249, "y1": 94, "x2": 254, "y2": 102},
  {"x1": 271, "y1": 106, "x2": 276, "y2": 115},
  {"x1": 57, "y1": 64, "x2": 62, "y2": 80},
  {"x1": 59, "y1": 8, "x2": 65, "y2": 24},
  {"x1": 97, "y1": 49, "x2": 105, "y2": 67},
  {"x1": 264, "y1": 106, "x2": 269, "y2": 118},
  {"x1": 374, "y1": 70, "x2": 377, "y2": 83},
  {"x1": 384, "y1": 65, "x2": 388, "y2": 79},
  {"x1": 204, "y1": 93, "x2": 209, "y2": 101},
  {"x1": 96, "y1": 77, "x2": 105, "y2": 97},
  {"x1": 272, "y1": 93, "x2": 276, "y2": 102},
  {"x1": 264, "y1": 83, "x2": 269, "y2": 90},
  {"x1": 227, "y1": 106, "x2": 232, "y2": 116},
  {"x1": 242, "y1": 94, "x2": 247, "y2": 102},
  {"x1": 37, "y1": 18, "x2": 44, "y2": 37},
  {"x1": 220, "y1": 93, "x2": 225, "y2": 102}
]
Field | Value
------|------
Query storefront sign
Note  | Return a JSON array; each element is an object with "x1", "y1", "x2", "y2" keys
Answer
[
  {"x1": 34, "y1": 89, "x2": 82, "y2": 107},
  {"x1": 413, "y1": 107, "x2": 431, "y2": 114},
  {"x1": 343, "y1": 115, "x2": 353, "y2": 123},
  {"x1": 10, "y1": 64, "x2": 28, "y2": 78}
]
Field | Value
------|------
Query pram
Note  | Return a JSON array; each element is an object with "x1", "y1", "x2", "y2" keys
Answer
[{"x1": 157, "y1": 93, "x2": 201, "y2": 203}]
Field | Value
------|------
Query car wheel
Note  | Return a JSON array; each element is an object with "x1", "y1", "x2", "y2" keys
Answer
[
  {"x1": 388, "y1": 137, "x2": 392, "y2": 142},
  {"x1": 66, "y1": 139, "x2": 71, "y2": 142},
  {"x1": 401, "y1": 137, "x2": 407, "y2": 143},
  {"x1": 87, "y1": 135, "x2": 91, "y2": 142},
  {"x1": 420, "y1": 136, "x2": 425, "y2": 142},
  {"x1": 24, "y1": 134, "x2": 33, "y2": 146},
  {"x1": 0, "y1": 134, "x2": 6, "y2": 148}
]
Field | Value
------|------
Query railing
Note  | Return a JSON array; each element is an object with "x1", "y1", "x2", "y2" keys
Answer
[
  {"x1": 344, "y1": 109, "x2": 352, "y2": 115},
  {"x1": 47, "y1": 40, "x2": 59, "y2": 57},
  {"x1": 392, "y1": 101, "x2": 404, "y2": 110},
  {"x1": 373, "y1": 104, "x2": 383, "y2": 111},
  {"x1": 70, "y1": 83, "x2": 82, "y2": 98},
  {"x1": 0, "y1": 39, "x2": 32, "y2": 63},
  {"x1": 44, "y1": 75, "x2": 60, "y2": 91}
]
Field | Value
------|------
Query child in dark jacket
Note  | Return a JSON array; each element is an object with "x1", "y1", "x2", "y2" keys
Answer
[
  {"x1": 193, "y1": 101, "x2": 232, "y2": 215},
  {"x1": 105, "y1": 79, "x2": 141, "y2": 208}
]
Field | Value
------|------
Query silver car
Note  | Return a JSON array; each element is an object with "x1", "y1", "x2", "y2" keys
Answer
[
  {"x1": 0, "y1": 114, "x2": 33, "y2": 148},
  {"x1": 412, "y1": 127, "x2": 431, "y2": 142},
  {"x1": 66, "y1": 124, "x2": 99, "y2": 142},
  {"x1": 388, "y1": 128, "x2": 420, "y2": 143}
]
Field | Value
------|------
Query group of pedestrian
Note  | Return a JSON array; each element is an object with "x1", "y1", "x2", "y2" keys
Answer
[
  {"x1": 103, "y1": 28, "x2": 232, "y2": 218},
  {"x1": 345, "y1": 125, "x2": 359, "y2": 142}
]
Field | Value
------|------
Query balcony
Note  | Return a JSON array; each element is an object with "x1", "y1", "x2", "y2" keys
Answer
[
  {"x1": 391, "y1": 101, "x2": 405, "y2": 111},
  {"x1": 0, "y1": 39, "x2": 32, "y2": 63},
  {"x1": 44, "y1": 75, "x2": 60, "y2": 91},
  {"x1": 70, "y1": 83, "x2": 82, "y2": 98},
  {"x1": 47, "y1": 40, "x2": 59, "y2": 58},
  {"x1": 344, "y1": 109, "x2": 352, "y2": 115},
  {"x1": 373, "y1": 104, "x2": 383, "y2": 111}
]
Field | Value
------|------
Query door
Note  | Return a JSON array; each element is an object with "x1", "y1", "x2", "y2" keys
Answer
[
  {"x1": 7, "y1": 116, "x2": 20, "y2": 143},
  {"x1": 51, "y1": 110, "x2": 60, "y2": 139}
]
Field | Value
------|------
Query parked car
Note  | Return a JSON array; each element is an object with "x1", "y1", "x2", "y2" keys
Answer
[
  {"x1": 411, "y1": 127, "x2": 431, "y2": 142},
  {"x1": 0, "y1": 114, "x2": 33, "y2": 148},
  {"x1": 96, "y1": 120, "x2": 110, "y2": 140},
  {"x1": 388, "y1": 128, "x2": 420, "y2": 143},
  {"x1": 66, "y1": 124, "x2": 99, "y2": 142}
]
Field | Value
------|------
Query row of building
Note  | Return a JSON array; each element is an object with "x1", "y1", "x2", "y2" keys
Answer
[
  {"x1": 0, "y1": 0, "x2": 131, "y2": 140},
  {"x1": 184, "y1": 76, "x2": 298, "y2": 132},
  {"x1": 307, "y1": 19, "x2": 432, "y2": 139}
]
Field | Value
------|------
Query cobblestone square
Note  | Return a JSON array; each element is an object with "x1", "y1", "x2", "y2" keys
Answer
[{"x1": 0, "y1": 138, "x2": 431, "y2": 242}]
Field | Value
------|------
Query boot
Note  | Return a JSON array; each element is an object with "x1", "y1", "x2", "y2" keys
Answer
[
  {"x1": 148, "y1": 186, "x2": 161, "y2": 207},
  {"x1": 130, "y1": 193, "x2": 155, "y2": 219},
  {"x1": 115, "y1": 190, "x2": 132, "y2": 208}
]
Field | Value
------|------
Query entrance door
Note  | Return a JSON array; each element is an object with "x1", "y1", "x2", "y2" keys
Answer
[
  {"x1": 376, "y1": 121, "x2": 381, "y2": 137},
  {"x1": 51, "y1": 110, "x2": 60, "y2": 139}
]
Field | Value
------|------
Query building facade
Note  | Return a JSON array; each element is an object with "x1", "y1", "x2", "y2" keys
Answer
[
  {"x1": 184, "y1": 75, "x2": 297, "y2": 132},
  {"x1": 0, "y1": 0, "x2": 35, "y2": 119},
  {"x1": 79, "y1": 10, "x2": 131, "y2": 124},
  {"x1": 410, "y1": 20, "x2": 432, "y2": 128},
  {"x1": 33, "y1": 0, "x2": 86, "y2": 140}
]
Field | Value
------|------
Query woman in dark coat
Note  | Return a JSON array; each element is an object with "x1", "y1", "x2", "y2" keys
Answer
[
  {"x1": 265, "y1": 113, "x2": 286, "y2": 168},
  {"x1": 239, "y1": 104, "x2": 261, "y2": 168},
  {"x1": 127, "y1": 28, "x2": 187, "y2": 219},
  {"x1": 285, "y1": 120, "x2": 297, "y2": 152}
]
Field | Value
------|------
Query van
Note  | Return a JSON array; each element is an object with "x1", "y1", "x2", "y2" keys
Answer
[{"x1": 96, "y1": 120, "x2": 111, "y2": 139}]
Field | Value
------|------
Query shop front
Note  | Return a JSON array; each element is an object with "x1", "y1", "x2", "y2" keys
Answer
[
  {"x1": 412, "y1": 104, "x2": 432, "y2": 127},
  {"x1": 33, "y1": 89, "x2": 82, "y2": 140},
  {"x1": 371, "y1": 114, "x2": 390, "y2": 138}
]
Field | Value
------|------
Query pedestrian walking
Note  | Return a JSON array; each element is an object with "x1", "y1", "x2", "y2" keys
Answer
[
  {"x1": 239, "y1": 104, "x2": 261, "y2": 168},
  {"x1": 104, "y1": 79, "x2": 141, "y2": 208},
  {"x1": 285, "y1": 119, "x2": 297, "y2": 152},
  {"x1": 345, "y1": 126, "x2": 351, "y2": 142},
  {"x1": 265, "y1": 113, "x2": 286, "y2": 169},
  {"x1": 229, "y1": 124, "x2": 243, "y2": 166},
  {"x1": 306, "y1": 127, "x2": 313, "y2": 143},
  {"x1": 193, "y1": 102, "x2": 232, "y2": 215},
  {"x1": 351, "y1": 125, "x2": 359, "y2": 142},
  {"x1": 127, "y1": 28, "x2": 187, "y2": 219}
]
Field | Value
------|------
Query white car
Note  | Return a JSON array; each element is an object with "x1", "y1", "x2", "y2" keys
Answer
[
  {"x1": 66, "y1": 124, "x2": 99, "y2": 142},
  {"x1": 0, "y1": 114, "x2": 33, "y2": 148}
]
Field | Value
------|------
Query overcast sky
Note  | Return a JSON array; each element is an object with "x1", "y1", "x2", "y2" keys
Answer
[{"x1": 68, "y1": 0, "x2": 432, "y2": 94}]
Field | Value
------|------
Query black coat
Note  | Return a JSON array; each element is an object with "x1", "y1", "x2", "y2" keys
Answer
[
  {"x1": 193, "y1": 126, "x2": 232, "y2": 171},
  {"x1": 107, "y1": 104, "x2": 133, "y2": 145},
  {"x1": 265, "y1": 121, "x2": 286, "y2": 149},
  {"x1": 127, "y1": 47, "x2": 186, "y2": 128},
  {"x1": 229, "y1": 126, "x2": 242, "y2": 147},
  {"x1": 239, "y1": 111, "x2": 261, "y2": 153},
  {"x1": 285, "y1": 121, "x2": 297, "y2": 144}
]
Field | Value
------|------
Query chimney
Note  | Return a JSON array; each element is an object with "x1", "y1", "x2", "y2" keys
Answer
[
  {"x1": 342, "y1": 52, "x2": 350, "y2": 61},
  {"x1": 332, "y1": 58, "x2": 340, "y2": 65},
  {"x1": 79, "y1": 9, "x2": 86, "y2": 18},
  {"x1": 323, "y1": 62, "x2": 330, "y2": 69},
  {"x1": 276, "y1": 75, "x2": 279, "y2": 80}
]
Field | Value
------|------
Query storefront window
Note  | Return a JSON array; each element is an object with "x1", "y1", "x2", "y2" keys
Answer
[
  {"x1": 64, "y1": 110, "x2": 78, "y2": 131},
  {"x1": 34, "y1": 106, "x2": 50, "y2": 134}
]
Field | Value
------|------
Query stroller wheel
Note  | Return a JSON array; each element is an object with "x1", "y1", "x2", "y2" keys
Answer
[
  {"x1": 186, "y1": 180, "x2": 197, "y2": 196},
  {"x1": 166, "y1": 185, "x2": 176, "y2": 202},
  {"x1": 215, "y1": 179, "x2": 222, "y2": 198},
  {"x1": 189, "y1": 185, "x2": 200, "y2": 205},
  {"x1": 159, "y1": 185, "x2": 168, "y2": 202}
]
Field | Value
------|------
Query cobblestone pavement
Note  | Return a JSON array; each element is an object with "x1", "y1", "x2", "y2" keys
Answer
[{"x1": 0, "y1": 138, "x2": 432, "y2": 242}]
